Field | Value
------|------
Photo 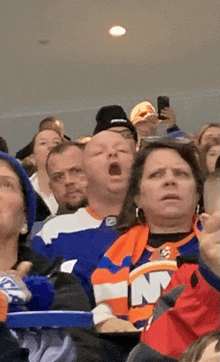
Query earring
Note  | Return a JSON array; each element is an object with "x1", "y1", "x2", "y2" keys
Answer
[
  {"x1": 196, "y1": 204, "x2": 200, "y2": 215},
  {"x1": 136, "y1": 207, "x2": 139, "y2": 218},
  {"x1": 20, "y1": 223, "x2": 28, "y2": 235}
]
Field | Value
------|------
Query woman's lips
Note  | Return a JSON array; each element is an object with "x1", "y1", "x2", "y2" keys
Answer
[{"x1": 161, "y1": 194, "x2": 180, "y2": 200}]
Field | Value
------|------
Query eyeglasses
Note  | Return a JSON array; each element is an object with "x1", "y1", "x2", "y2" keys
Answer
[{"x1": 140, "y1": 136, "x2": 193, "y2": 151}]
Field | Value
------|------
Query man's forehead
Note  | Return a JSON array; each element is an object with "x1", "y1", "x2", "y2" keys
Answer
[
  {"x1": 85, "y1": 130, "x2": 127, "y2": 149},
  {"x1": 49, "y1": 147, "x2": 83, "y2": 167}
]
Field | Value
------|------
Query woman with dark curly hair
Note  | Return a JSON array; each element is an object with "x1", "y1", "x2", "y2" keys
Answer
[{"x1": 92, "y1": 138, "x2": 204, "y2": 336}]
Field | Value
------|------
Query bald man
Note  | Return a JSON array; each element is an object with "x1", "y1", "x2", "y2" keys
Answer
[{"x1": 32, "y1": 130, "x2": 136, "y2": 306}]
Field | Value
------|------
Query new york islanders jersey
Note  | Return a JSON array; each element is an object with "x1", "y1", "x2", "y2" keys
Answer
[
  {"x1": 92, "y1": 221, "x2": 201, "y2": 328},
  {"x1": 31, "y1": 207, "x2": 120, "y2": 307}
]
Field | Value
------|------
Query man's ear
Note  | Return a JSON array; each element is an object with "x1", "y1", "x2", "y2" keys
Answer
[
  {"x1": 29, "y1": 153, "x2": 36, "y2": 164},
  {"x1": 48, "y1": 179, "x2": 53, "y2": 191},
  {"x1": 199, "y1": 213, "x2": 210, "y2": 229}
]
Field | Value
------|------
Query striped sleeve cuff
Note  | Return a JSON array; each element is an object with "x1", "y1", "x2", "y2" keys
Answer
[{"x1": 92, "y1": 303, "x2": 116, "y2": 325}]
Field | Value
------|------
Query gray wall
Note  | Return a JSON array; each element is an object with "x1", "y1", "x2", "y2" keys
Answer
[{"x1": 1, "y1": 88, "x2": 219, "y2": 155}]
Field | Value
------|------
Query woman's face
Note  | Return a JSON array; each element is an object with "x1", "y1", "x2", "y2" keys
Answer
[
  {"x1": 0, "y1": 161, "x2": 26, "y2": 239},
  {"x1": 33, "y1": 130, "x2": 62, "y2": 170},
  {"x1": 200, "y1": 127, "x2": 219, "y2": 147},
  {"x1": 206, "y1": 145, "x2": 220, "y2": 173},
  {"x1": 136, "y1": 149, "x2": 199, "y2": 224}
]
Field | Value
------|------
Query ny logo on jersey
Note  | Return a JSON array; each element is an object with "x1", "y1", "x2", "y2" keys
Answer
[{"x1": 131, "y1": 270, "x2": 171, "y2": 305}]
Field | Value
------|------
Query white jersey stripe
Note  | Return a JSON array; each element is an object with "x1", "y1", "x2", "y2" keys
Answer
[
  {"x1": 37, "y1": 208, "x2": 103, "y2": 245},
  {"x1": 94, "y1": 281, "x2": 127, "y2": 303}
]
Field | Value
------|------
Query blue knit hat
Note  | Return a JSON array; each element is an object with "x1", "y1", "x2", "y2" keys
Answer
[{"x1": 0, "y1": 151, "x2": 36, "y2": 233}]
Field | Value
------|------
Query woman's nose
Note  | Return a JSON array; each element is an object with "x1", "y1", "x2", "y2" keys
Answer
[{"x1": 163, "y1": 170, "x2": 176, "y2": 185}]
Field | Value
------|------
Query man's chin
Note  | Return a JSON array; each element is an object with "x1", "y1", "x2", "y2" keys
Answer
[
  {"x1": 66, "y1": 198, "x2": 87, "y2": 209},
  {"x1": 57, "y1": 198, "x2": 88, "y2": 215}
]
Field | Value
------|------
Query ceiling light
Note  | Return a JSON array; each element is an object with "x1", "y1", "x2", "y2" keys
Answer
[{"x1": 109, "y1": 26, "x2": 126, "y2": 37}]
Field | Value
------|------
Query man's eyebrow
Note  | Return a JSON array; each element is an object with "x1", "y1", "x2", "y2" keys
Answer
[
  {"x1": 69, "y1": 166, "x2": 82, "y2": 170},
  {"x1": 52, "y1": 171, "x2": 64, "y2": 176}
]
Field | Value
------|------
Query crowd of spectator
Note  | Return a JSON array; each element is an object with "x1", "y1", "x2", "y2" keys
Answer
[{"x1": 0, "y1": 102, "x2": 219, "y2": 362}]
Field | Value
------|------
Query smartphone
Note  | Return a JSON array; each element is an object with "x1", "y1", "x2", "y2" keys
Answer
[{"x1": 157, "y1": 96, "x2": 170, "y2": 120}]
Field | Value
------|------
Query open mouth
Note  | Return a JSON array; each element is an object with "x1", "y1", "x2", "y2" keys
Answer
[{"x1": 109, "y1": 162, "x2": 122, "y2": 176}]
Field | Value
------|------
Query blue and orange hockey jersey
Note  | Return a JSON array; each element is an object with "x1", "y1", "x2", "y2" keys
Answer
[{"x1": 92, "y1": 220, "x2": 201, "y2": 328}]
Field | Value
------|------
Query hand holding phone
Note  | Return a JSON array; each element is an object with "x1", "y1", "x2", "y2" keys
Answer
[{"x1": 157, "y1": 96, "x2": 170, "y2": 120}]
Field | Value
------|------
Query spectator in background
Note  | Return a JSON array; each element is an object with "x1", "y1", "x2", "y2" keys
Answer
[
  {"x1": 200, "y1": 141, "x2": 220, "y2": 175},
  {"x1": 39, "y1": 116, "x2": 65, "y2": 139},
  {"x1": 198, "y1": 138, "x2": 219, "y2": 174},
  {"x1": 46, "y1": 141, "x2": 88, "y2": 215},
  {"x1": 30, "y1": 141, "x2": 88, "y2": 238},
  {"x1": 195, "y1": 123, "x2": 219, "y2": 150},
  {"x1": 0, "y1": 136, "x2": 8, "y2": 153},
  {"x1": 16, "y1": 115, "x2": 70, "y2": 162},
  {"x1": 205, "y1": 142, "x2": 220, "y2": 173},
  {"x1": 93, "y1": 105, "x2": 138, "y2": 143},
  {"x1": 29, "y1": 129, "x2": 62, "y2": 216},
  {"x1": 130, "y1": 100, "x2": 185, "y2": 149}
]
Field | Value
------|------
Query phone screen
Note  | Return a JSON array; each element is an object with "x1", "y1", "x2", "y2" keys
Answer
[{"x1": 157, "y1": 96, "x2": 170, "y2": 120}]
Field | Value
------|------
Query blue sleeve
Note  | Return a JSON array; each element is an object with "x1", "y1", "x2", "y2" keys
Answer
[
  {"x1": 24, "y1": 275, "x2": 55, "y2": 311},
  {"x1": 31, "y1": 235, "x2": 52, "y2": 260},
  {"x1": 166, "y1": 124, "x2": 186, "y2": 137},
  {"x1": 199, "y1": 257, "x2": 220, "y2": 292}
]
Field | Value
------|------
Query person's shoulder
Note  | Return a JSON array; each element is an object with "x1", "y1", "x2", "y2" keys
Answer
[
  {"x1": 36, "y1": 207, "x2": 103, "y2": 244},
  {"x1": 45, "y1": 207, "x2": 102, "y2": 229}
]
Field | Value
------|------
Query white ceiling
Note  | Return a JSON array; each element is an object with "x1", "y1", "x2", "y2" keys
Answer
[
  {"x1": 1, "y1": 0, "x2": 219, "y2": 102},
  {"x1": 0, "y1": 0, "x2": 219, "y2": 153}
]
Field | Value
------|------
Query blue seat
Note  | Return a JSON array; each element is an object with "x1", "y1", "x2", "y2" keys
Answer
[{"x1": 6, "y1": 310, "x2": 94, "y2": 329}]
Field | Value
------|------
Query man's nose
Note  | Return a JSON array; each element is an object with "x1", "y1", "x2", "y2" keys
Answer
[
  {"x1": 64, "y1": 173, "x2": 74, "y2": 185},
  {"x1": 108, "y1": 150, "x2": 118, "y2": 158},
  {"x1": 48, "y1": 144, "x2": 54, "y2": 151}
]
